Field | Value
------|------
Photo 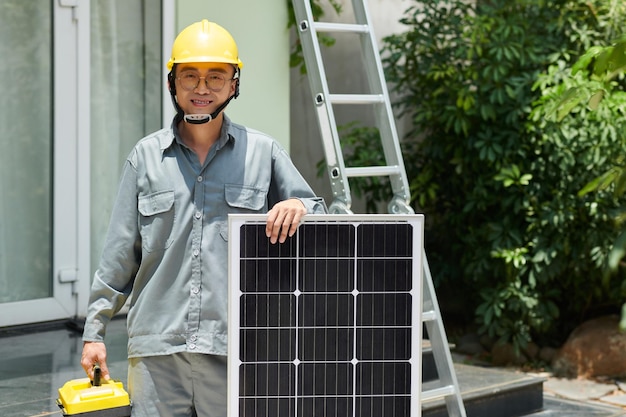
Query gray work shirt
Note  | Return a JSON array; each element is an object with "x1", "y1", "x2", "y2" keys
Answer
[{"x1": 83, "y1": 115, "x2": 326, "y2": 358}]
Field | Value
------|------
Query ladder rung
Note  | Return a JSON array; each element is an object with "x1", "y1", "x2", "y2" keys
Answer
[
  {"x1": 421, "y1": 385, "x2": 457, "y2": 402},
  {"x1": 422, "y1": 310, "x2": 436, "y2": 322},
  {"x1": 329, "y1": 94, "x2": 384, "y2": 104},
  {"x1": 312, "y1": 21, "x2": 369, "y2": 34},
  {"x1": 345, "y1": 166, "x2": 401, "y2": 177}
]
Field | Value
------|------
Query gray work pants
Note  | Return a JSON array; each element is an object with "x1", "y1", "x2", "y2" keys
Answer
[{"x1": 128, "y1": 352, "x2": 227, "y2": 417}]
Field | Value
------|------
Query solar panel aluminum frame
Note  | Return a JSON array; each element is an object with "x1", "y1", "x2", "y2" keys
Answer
[{"x1": 228, "y1": 214, "x2": 424, "y2": 417}]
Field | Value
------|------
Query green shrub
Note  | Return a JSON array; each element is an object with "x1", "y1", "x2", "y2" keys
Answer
[
  {"x1": 375, "y1": 0, "x2": 626, "y2": 349},
  {"x1": 544, "y1": 34, "x2": 626, "y2": 329}
]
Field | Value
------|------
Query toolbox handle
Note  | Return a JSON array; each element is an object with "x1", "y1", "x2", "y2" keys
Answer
[{"x1": 92, "y1": 364, "x2": 102, "y2": 387}]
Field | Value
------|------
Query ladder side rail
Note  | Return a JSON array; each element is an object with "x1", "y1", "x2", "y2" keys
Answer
[
  {"x1": 423, "y1": 251, "x2": 467, "y2": 417},
  {"x1": 350, "y1": 0, "x2": 414, "y2": 213},
  {"x1": 292, "y1": 0, "x2": 353, "y2": 213}
]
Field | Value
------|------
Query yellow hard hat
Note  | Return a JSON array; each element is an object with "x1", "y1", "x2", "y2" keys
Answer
[{"x1": 166, "y1": 19, "x2": 243, "y2": 71}]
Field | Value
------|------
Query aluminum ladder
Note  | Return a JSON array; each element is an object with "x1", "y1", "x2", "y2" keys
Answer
[{"x1": 291, "y1": 0, "x2": 467, "y2": 415}]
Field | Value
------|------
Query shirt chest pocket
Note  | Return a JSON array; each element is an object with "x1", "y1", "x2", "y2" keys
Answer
[
  {"x1": 225, "y1": 184, "x2": 267, "y2": 212},
  {"x1": 138, "y1": 190, "x2": 175, "y2": 252}
]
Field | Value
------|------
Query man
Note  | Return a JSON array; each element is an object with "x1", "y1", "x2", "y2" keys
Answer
[{"x1": 81, "y1": 19, "x2": 326, "y2": 417}]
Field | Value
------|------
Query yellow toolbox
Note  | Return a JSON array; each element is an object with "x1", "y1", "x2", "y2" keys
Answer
[{"x1": 57, "y1": 366, "x2": 131, "y2": 417}]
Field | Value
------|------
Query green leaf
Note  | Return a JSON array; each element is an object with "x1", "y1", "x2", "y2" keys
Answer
[
  {"x1": 578, "y1": 167, "x2": 621, "y2": 197},
  {"x1": 594, "y1": 46, "x2": 614, "y2": 76},
  {"x1": 588, "y1": 89, "x2": 605, "y2": 110},
  {"x1": 548, "y1": 87, "x2": 585, "y2": 122},
  {"x1": 620, "y1": 303, "x2": 626, "y2": 332},
  {"x1": 571, "y1": 46, "x2": 604, "y2": 76},
  {"x1": 615, "y1": 168, "x2": 626, "y2": 197},
  {"x1": 608, "y1": 230, "x2": 626, "y2": 271}
]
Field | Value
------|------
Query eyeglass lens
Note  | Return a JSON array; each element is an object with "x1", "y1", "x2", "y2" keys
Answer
[{"x1": 178, "y1": 71, "x2": 227, "y2": 92}]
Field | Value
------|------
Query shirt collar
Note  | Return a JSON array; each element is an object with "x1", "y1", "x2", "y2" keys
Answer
[{"x1": 163, "y1": 114, "x2": 235, "y2": 153}]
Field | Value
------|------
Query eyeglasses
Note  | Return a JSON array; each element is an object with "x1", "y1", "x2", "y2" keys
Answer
[{"x1": 176, "y1": 71, "x2": 234, "y2": 92}]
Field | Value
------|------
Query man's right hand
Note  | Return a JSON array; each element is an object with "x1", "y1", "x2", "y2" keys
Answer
[{"x1": 81, "y1": 341, "x2": 111, "y2": 381}]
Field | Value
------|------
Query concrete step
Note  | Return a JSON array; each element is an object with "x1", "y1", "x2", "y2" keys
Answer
[
  {"x1": 422, "y1": 362, "x2": 544, "y2": 417},
  {"x1": 422, "y1": 349, "x2": 625, "y2": 416}
]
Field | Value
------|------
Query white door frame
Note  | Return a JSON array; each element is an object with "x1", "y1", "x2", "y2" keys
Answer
[
  {"x1": 162, "y1": 0, "x2": 176, "y2": 127},
  {"x1": 53, "y1": 0, "x2": 92, "y2": 321}
]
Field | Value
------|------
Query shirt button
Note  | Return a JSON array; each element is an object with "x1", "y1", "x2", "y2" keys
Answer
[
  {"x1": 195, "y1": 211, "x2": 202, "y2": 219},
  {"x1": 191, "y1": 287, "x2": 200, "y2": 294},
  {"x1": 197, "y1": 176, "x2": 203, "y2": 182},
  {"x1": 193, "y1": 249, "x2": 200, "y2": 257},
  {"x1": 190, "y1": 335, "x2": 197, "y2": 342},
  {"x1": 189, "y1": 343, "x2": 196, "y2": 350}
]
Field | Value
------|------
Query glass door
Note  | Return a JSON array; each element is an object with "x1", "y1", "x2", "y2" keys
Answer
[
  {"x1": 0, "y1": 0, "x2": 88, "y2": 327},
  {"x1": 0, "y1": 0, "x2": 165, "y2": 328}
]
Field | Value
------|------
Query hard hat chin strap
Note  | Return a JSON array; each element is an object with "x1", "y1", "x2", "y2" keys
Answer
[{"x1": 182, "y1": 93, "x2": 236, "y2": 124}]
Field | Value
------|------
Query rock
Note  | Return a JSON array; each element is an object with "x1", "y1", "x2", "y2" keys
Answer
[
  {"x1": 479, "y1": 334, "x2": 495, "y2": 351},
  {"x1": 455, "y1": 332, "x2": 486, "y2": 356},
  {"x1": 491, "y1": 342, "x2": 528, "y2": 366},
  {"x1": 539, "y1": 346, "x2": 558, "y2": 364},
  {"x1": 552, "y1": 315, "x2": 626, "y2": 378},
  {"x1": 523, "y1": 341, "x2": 540, "y2": 361}
]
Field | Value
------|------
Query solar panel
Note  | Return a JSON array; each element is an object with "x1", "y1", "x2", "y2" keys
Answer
[{"x1": 228, "y1": 214, "x2": 424, "y2": 417}]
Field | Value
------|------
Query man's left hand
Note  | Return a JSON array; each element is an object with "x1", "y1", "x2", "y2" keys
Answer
[{"x1": 266, "y1": 198, "x2": 307, "y2": 244}]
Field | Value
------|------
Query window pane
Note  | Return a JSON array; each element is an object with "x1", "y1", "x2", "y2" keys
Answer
[{"x1": 0, "y1": 1, "x2": 52, "y2": 302}]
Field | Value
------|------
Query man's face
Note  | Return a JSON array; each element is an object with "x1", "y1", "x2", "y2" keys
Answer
[{"x1": 173, "y1": 62, "x2": 237, "y2": 116}]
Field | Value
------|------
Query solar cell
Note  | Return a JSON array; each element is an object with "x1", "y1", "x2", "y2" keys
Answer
[{"x1": 228, "y1": 214, "x2": 424, "y2": 417}]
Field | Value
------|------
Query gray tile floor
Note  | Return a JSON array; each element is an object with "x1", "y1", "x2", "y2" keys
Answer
[
  {"x1": 0, "y1": 317, "x2": 624, "y2": 417},
  {"x1": 0, "y1": 318, "x2": 128, "y2": 417}
]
